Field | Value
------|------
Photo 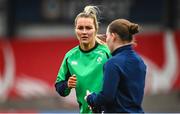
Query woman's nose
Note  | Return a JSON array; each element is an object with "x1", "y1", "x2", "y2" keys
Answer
[{"x1": 82, "y1": 29, "x2": 87, "y2": 33}]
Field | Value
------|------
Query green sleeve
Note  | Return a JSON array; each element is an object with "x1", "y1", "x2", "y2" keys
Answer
[
  {"x1": 55, "y1": 54, "x2": 71, "y2": 96},
  {"x1": 56, "y1": 55, "x2": 69, "y2": 82}
]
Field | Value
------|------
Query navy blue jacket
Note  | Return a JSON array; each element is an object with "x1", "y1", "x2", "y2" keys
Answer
[{"x1": 87, "y1": 45, "x2": 147, "y2": 113}]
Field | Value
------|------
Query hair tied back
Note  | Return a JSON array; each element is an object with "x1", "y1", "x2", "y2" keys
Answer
[{"x1": 129, "y1": 23, "x2": 139, "y2": 35}]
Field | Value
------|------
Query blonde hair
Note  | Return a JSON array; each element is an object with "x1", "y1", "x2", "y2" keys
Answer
[
  {"x1": 75, "y1": 5, "x2": 106, "y2": 45},
  {"x1": 75, "y1": 5, "x2": 99, "y2": 31}
]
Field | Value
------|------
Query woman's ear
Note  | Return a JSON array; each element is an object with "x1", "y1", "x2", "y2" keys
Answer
[{"x1": 111, "y1": 33, "x2": 117, "y2": 41}]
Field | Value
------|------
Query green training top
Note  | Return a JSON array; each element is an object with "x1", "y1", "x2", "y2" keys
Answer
[{"x1": 55, "y1": 43, "x2": 110, "y2": 113}]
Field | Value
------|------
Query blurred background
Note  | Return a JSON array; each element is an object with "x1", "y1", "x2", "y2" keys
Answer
[{"x1": 0, "y1": 0, "x2": 180, "y2": 113}]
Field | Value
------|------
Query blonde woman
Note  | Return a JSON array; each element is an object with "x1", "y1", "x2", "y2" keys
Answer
[{"x1": 55, "y1": 6, "x2": 110, "y2": 113}]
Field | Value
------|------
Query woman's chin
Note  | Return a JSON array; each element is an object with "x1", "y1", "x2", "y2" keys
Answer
[{"x1": 81, "y1": 41, "x2": 89, "y2": 44}]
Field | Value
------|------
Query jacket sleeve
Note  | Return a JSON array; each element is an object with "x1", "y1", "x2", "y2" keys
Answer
[
  {"x1": 87, "y1": 61, "x2": 121, "y2": 107},
  {"x1": 55, "y1": 81, "x2": 70, "y2": 97},
  {"x1": 55, "y1": 55, "x2": 71, "y2": 97}
]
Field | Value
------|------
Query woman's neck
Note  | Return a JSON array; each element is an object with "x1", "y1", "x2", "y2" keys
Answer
[
  {"x1": 80, "y1": 41, "x2": 96, "y2": 51},
  {"x1": 112, "y1": 42, "x2": 132, "y2": 53}
]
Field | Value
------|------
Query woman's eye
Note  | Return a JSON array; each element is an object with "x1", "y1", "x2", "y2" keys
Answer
[
  {"x1": 86, "y1": 26, "x2": 92, "y2": 30},
  {"x1": 77, "y1": 26, "x2": 93, "y2": 31},
  {"x1": 77, "y1": 26, "x2": 83, "y2": 30}
]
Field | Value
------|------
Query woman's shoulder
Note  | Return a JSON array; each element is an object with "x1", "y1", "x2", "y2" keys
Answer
[
  {"x1": 97, "y1": 44, "x2": 110, "y2": 53},
  {"x1": 65, "y1": 45, "x2": 79, "y2": 57}
]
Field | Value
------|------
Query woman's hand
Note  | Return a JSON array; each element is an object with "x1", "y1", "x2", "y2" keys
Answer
[
  {"x1": 68, "y1": 74, "x2": 77, "y2": 89},
  {"x1": 84, "y1": 90, "x2": 91, "y2": 101}
]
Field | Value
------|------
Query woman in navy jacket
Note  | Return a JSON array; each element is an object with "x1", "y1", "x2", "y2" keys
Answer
[{"x1": 85, "y1": 19, "x2": 147, "y2": 113}]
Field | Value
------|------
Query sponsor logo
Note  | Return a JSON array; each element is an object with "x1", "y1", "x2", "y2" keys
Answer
[{"x1": 71, "y1": 61, "x2": 78, "y2": 65}]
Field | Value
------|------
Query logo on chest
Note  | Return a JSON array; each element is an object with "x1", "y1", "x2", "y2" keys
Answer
[
  {"x1": 97, "y1": 57, "x2": 103, "y2": 64},
  {"x1": 71, "y1": 61, "x2": 78, "y2": 65}
]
